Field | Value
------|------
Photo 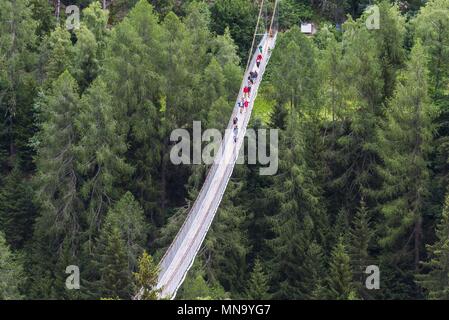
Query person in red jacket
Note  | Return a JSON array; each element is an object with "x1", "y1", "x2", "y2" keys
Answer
[
  {"x1": 256, "y1": 54, "x2": 263, "y2": 68},
  {"x1": 244, "y1": 99, "x2": 249, "y2": 110},
  {"x1": 243, "y1": 86, "x2": 249, "y2": 99}
]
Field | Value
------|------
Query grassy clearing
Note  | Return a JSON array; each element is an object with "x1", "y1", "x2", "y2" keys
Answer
[{"x1": 253, "y1": 84, "x2": 276, "y2": 125}]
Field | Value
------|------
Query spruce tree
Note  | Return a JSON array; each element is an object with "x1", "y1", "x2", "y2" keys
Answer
[
  {"x1": 377, "y1": 42, "x2": 434, "y2": 271},
  {"x1": 0, "y1": 231, "x2": 23, "y2": 299},
  {"x1": 413, "y1": 0, "x2": 449, "y2": 98},
  {"x1": 33, "y1": 71, "x2": 82, "y2": 255},
  {"x1": 372, "y1": 1, "x2": 406, "y2": 100},
  {"x1": 417, "y1": 194, "x2": 449, "y2": 299},
  {"x1": 348, "y1": 200, "x2": 373, "y2": 298},
  {"x1": 75, "y1": 79, "x2": 132, "y2": 243},
  {"x1": 82, "y1": 1, "x2": 109, "y2": 61},
  {"x1": 28, "y1": 71, "x2": 83, "y2": 298},
  {"x1": 133, "y1": 251, "x2": 160, "y2": 300},
  {"x1": 0, "y1": 166, "x2": 36, "y2": 249},
  {"x1": 89, "y1": 191, "x2": 147, "y2": 298},
  {"x1": 325, "y1": 238, "x2": 357, "y2": 300},
  {"x1": 210, "y1": 0, "x2": 257, "y2": 61},
  {"x1": 268, "y1": 30, "x2": 329, "y2": 299},
  {"x1": 40, "y1": 26, "x2": 74, "y2": 87},
  {"x1": 0, "y1": 0, "x2": 38, "y2": 170},
  {"x1": 103, "y1": 0, "x2": 163, "y2": 226},
  {"x1": 30, "y1": 0, "x2": 55, "y2": 38},
  {"x1": 246, "y1": 259, "x2": 270, "y2": 300},
  {"x1": 329, "y1": 16, "x2": 383, "y2": 216},
  {"x1": 73, "y1": 26, "x2": 99, "y2": 92},
  {"x1": 96, "y1": 227, "x2": 133, "y2": 299}
]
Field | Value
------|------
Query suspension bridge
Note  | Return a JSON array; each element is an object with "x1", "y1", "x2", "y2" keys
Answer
[{"x1": 140, "y1": 0, "x2": 279, "y2": 300}]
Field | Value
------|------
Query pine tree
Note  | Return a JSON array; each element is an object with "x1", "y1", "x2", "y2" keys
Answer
[
  {"x1": 73, "y1": 26, "x2": 99, "y2": 92},
  {"x1": 33, "y1": 71, "x2": 82, "y2": 254},
  {"x1": 267, "y1": 31, "x2": 329, "y2": 298},
  {"x1": 328, "y1": 16, "x2": 384, "y2": 218},
  {"x1": 28, "y1": 71, "x2": 83, "y2": 298},
  {"x1": 246, "y1": 259, "x2": 270, "y2": 300},
  {"x1": 103, "y1": 0, "x2": 163, "y2": 226},
  {"x1": 0, "y1": 0, "x2": 38, "y2": 170},
  {"x1": 325, "y1": 238, "x2": 357, "y2": 300},
  {"x1": 418, "y1": 0, "x2": 449, "y2": 202},
  {"x1": 377, "y1": 42, "x2": 434, "y2": 271},
  {"x1": 177, "y1": 261, "x2": 229, "y2": 300},
  {"x1": 96, "y1": 227, "x2": 133, "y2": 299},
  {"x1": 0, "y1": 166, "x2": 36, "y2": 249},
  {"x1": 82, "y1": 1, "x2": 109, "y2": 61},
  {"x1": 417, "y1": 194, "x2": 449, "y2": 299},
  {"x1": 210, "y1": 0, "x2": 257, "y2": 61},
  {"x1": 348, "y1": 200, "x2": 373, "y2": 298},
  {"x1": 372, "y1": 1, "x2": 406, "y2": 100},
  {"x1": 29, "y1": 0, "x2": 55, "y2": 38},
  {"x1": 101, "y1": 192, "x2": 147, "y2": 271},
  {"x1": 133, "y1": 251, "x2": 160, "y2": 300},
  {"x1": 413, "y1": 0, "x2": 449, "y2": 98},
  {"x1": 88, "y1": 191, "x2": 147, "y2": 298},
  {"x1": 40, "y1": 26, "x2": 74, "y2": 87},
  {"x1": 0, "y1": 231, "x2": 23, "y2": 299},
  {"x1": 75, "y1": 79, "x2": 132, "y2": 243}
]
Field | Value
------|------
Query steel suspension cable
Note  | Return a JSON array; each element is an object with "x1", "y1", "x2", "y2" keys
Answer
[
  {"x1": 245, "y1": 0, "x2": 265, "y2": 73},
  {"x1": 269, "y1": 0, "x2": 279, "y2": 35}
]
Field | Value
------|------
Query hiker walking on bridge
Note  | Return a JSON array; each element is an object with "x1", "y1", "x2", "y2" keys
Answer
[
  {"x1": 243, "y1": 86, "x2": 250, "y2": 99},
  {"x1": 233, "y1": 124, "x2": 238, "y2": 143},
  {"x1": 256, "y1": 53, "x2": 263, "y2": 68}
]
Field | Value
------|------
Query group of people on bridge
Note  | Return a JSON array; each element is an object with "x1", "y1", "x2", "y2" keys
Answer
[{"x1": 233, "y1": 45, "x2": 264, "y2": 143}]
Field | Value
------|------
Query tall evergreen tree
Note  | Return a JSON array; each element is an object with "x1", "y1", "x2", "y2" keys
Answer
[
  {"x1": 348, "y1": 200, "x2": 374, "y2": 298},
  {"x1": 28, "y1": 71, "x2": 82, "y2": 298},
  {"x1": 210, "y1": 0, "x2": 257, "y2": 61},
  {"x1": 325, "y1": 238, "x2": 357, "y2": 300},
  {"x1": 94, "y1": 226, "x2": 133, "y2": 299},
  {"x1": 75, "y1": 79, "x2": 132, "y2": 244},
  {"x1": 413, "y1": 0, "x2": 449, "y2": 98},
  {"x1": 0, "y1": 0, "x2": 38, "y2": 171},
  {"x1": 33, "y1": 71, "x2": 82, "y2": 255},
  {"x1": 0, "y1": 166, "x2": 36, "y2": 249},
  {"x1": 0, "y1": 231, "x2": 23, "y2": 299},
  {"x1": 104, "y1": 0, "x2": 163, "y2": 226},
  {"x1": 101, "y1": 192, "x2": 147, "y2": 271},
  {"x1": 372, "y1": 1, "x2": 406, "y2": 100},
  {"x1": 73, "y1": 26, "x2": 99, "y2": 92},
  {"x1": 133, "y1": 250, "x2": 160, "y2": 300},
  {"x1": 245, "y1": 258, "x2": 271, "y2": 300},
  {"x1": 88, "y1": 192, "x2": 146, "y2": 298},
  {"x1": 322, "y1": 15, "x2": 384, "y2": 233},
  {"x1": 417, "y1": 194, "x2": 449, "y2": 299},
  {"x1": 39, "y1": 26, "x2": 74, "y2": 87},
  {"x1": 376, "y1": 42, "x2": 434, "y2": 284}
]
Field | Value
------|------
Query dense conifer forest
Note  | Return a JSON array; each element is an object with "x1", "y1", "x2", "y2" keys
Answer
[{"x1": 0, "y1": 0, "x2": 448, "y2": 300}]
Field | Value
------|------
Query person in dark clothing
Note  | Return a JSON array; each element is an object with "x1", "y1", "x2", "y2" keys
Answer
[{"x1": 238, "y1": 97, "x2": 244, "y2": 113}]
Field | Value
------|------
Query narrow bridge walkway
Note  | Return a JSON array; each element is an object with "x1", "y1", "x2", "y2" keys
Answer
[{"x1": 156, "y1": 32, "x2": 278, "y2": 300}]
